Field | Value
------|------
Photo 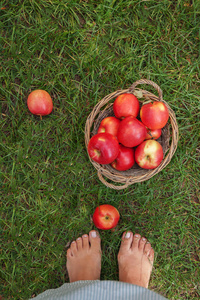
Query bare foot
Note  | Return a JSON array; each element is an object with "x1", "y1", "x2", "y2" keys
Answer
[
  {"x1": 66, "y1": 230, "x2": 101, "y2": 283},
  {"x1": 118, "y1": 232, "x2": 154, "y2": 288}
]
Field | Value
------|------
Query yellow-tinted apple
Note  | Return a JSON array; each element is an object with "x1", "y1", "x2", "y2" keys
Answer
[{"x1": 135, "y1": 140, "x2": 163, "y2": 169}]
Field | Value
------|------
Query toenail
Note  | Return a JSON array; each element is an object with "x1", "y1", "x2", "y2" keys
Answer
[
  {"x1": 142, "y1": 237, "x2": 146, "y2": 241},
  {"x1": 125, "y1": 232, "x2": 131, "y2": 239},
  {"x1": 77, "y1": 237, "x2": 81, "y2": 241},
  {"x1": 83, "y1": 234, "x2": 87, "y2": 238},
  {"x1": 71, "y1": 241, "x2": 76, "y2": 244},
  {"x1": 91, "y1": 231, "x2": 97, "y2": 238},
  {"x1": 134, "y1": 234, "x2": 140, "y2": 238}
]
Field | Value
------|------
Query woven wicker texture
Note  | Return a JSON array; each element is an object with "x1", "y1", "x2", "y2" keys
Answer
[{"x1": 85, "y1": 79, "x2": 179, "y2": 190}]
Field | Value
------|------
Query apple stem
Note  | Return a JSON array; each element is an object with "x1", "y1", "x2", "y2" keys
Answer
[
  {"x1": 149, "y1": 131, "x2": 153, "y2": 138},
  {"x1": 40, "y1": 115, "x2": 42, "y2": 120}
]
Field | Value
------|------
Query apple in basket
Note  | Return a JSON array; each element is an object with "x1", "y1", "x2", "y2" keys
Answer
[
  {"x1": 113, "y1": 93, "x2": 140, "y2": 119},
  {"x1": 92, "y1": 204, "x2": 120, "y2": 230},
  {"x1": 111, "y1": 144, "x2": 135, "y2": 171},
  {"x1": 135, "y1": 140, "x2": 163, "y2": 169},
  {"x1": 97, "y1": 116, "x2": 121, "y2": 138},
  {"x1": 140, "y1": 101, "x2": 169, "y2": 130},
  {"x1": 145, "y1": 128, "x2": 162, "y2": 140},
  {"x1": 88, "y1": 133, "x2": 120, "y2": 164},
  {"x1": 117, "y1": 116, "x2": 147, "y2": 148},
  {"x1": 27, "y1": 90, "x2": 53, "y2": 116}
]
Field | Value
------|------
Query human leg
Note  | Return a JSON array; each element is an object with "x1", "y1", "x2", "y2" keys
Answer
[
  {"x1": 118, "y1": 231, "x2": 154, "y2": 288},
  {"x1": 33, "y1": 231, "x2": 168, "y2": 300},
  {"x1": 66, "y1": 230, "x2": 101, "y2": 282}
]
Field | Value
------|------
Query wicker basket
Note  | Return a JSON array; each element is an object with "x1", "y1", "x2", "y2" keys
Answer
[{"x1": 85, "y1": 79, "x2": 179, "y2": 190}]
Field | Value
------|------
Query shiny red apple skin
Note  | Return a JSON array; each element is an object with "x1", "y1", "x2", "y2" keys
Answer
[
  {"x1": 27, "y1": 90, "x2": 53, "y2": 116},
  {"x1": 135, "y1": 140, "x2": 163, "y2": 169},
  {"x1": 97, "y1": 116, "x2": 121, "y2": 138},
  {"x1": 140, "y1": 101, "x2": 169, "y2": 130},
  {"x1": 113, "y1": 93, "x2": 140, "y2": 119},
  {"x1": 111, "y1": 144, "x2": 135, "y2": 171},
  {"x1": 117, "y1": 116, "x2": 147, "y2": 148},
  {"x1": 92, "y1": 204, "x2": 120, "y2": 230},
  {"x1": 88, "y1": 133, "x2": 119, "y2": 164},
  {"x1": 145, "y1": 128, "x2": 162, "y2": 140}
]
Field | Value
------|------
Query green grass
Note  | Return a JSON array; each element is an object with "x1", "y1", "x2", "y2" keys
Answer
[{"x1": 0, "y1": 0, "x2": 200, "y2": 299}]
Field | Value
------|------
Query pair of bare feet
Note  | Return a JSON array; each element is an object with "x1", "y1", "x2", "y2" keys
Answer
[{"x1": 66, "y1": 230, "x2": 154, "y2": 289}]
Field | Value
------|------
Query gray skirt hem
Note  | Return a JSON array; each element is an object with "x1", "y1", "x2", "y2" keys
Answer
[{"x1": 32, "y1": 280, "x2": 167, "y2": 300}]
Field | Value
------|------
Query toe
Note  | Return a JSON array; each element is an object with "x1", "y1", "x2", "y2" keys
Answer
[
  {"x1": 144, "y1": 242, "x2": 152, "y2": 256},
  {"x1": 66, "y1": 248, "x2": 73, "y2": 258},
  {"x1": 149, "y1": 248, "x2": 155, "y2": 264},
  {"x1": 89, "y1": 230, "x2": 101, "y2": 251},
  {"x1": 131, "y1": 233, "x2": 141, "y2": 250},
  {"x1": 138, "y1": 237, "x2": 147, "y2": 251},
  {"x1": 76, "y1": 237, "x2": 83, "y2": 250},
  {"x1": 82, "y1": 234, "x2": 89, "y2": 249},
  {"x1": 70, "y1": 241, "x2": 77, "y2": 255},
  {"x1": 119, "y1": 231, "x2": 133, "y2": 252}
]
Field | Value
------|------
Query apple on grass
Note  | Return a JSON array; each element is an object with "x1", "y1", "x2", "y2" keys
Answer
[
  {"x1": 97, "y1": 116, "x2": 121, "y2": 138},
  {"x1": 27, "y1": 90, "x2": 53, "y2": 116},
  {"x1": 92, "y1": 204, "x2": 120, "y2": 230},
  {"x1": 111, "y1": 144, "x2": 135, "y2": 171},
  {"x1": 117, "y1": 116, "x2": 147, "y2": 148},
  {"x1": 135, "y1": 140, "x2": 163, "y2": 169},
  {"x1": 87, "y1": 133, "x2": 119, "y2": 164},
  {"x1": 140, "y1": 101, "x2": 169, "y2": 130},
  {"x1": 113, "y1": 93, "x2": 140, "y2": 119}
]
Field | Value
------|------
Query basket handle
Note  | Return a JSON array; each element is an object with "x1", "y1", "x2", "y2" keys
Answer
[
  {"x1": 98, "y1": 171, "x2": 131, "y2": 190},
  {"x1": 129, "y1": 79, "x2": 163, "y2": 101}
]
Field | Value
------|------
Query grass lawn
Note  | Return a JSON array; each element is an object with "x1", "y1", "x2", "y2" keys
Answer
[{"x1": 1, "y1": 1, "x2": 199, "y2": 299}]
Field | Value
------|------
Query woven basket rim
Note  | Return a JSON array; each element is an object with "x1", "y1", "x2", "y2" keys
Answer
[{"x1": 85, "y1": 79, "x2": 179, "y2": 190}]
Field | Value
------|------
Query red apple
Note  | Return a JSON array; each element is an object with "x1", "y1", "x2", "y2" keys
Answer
[
  {"x1": 135, "y1": 140, "x2": 163, "y2": 169},
  {"x1": 92, "y1": 204, "x2": 120, "y2": 230},
  {"x1": 145, "y1": 128, "x2": 162, "y2": 140},
  {"x1": 27, "y1": 90, "x2": 53, "y2": 116},
  {"x1": 113, "y1": 93, "x2": 140, "y2": 119},
  {"x1": 88, "y1": 133, "x2": 119, "y2": 164},
  {"x1": 97, "y1": 116, "x2": 121, "y2": 138},
  {"x1": 111, "y1": 144, "x2": 135, "y2": 171},
  {"x1": 140, "y1": 101, "x2": 169, "y2": 129},
  {"x1": 117, "y1": 116, "x2": 147, "y2": 148}
]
